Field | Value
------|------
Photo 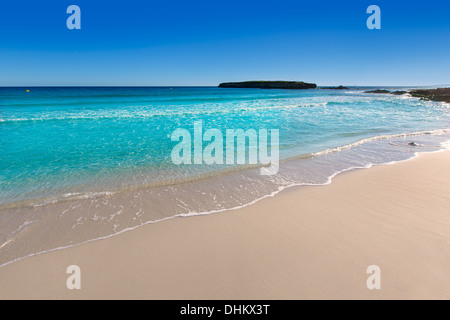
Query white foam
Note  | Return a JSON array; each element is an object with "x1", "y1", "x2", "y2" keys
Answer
[
  {"x1": 441, "y1": 140, "x2": 450, "y2": 149},
  {"x1": 310, "y1": 129, "x2": 450, "y2": 158}
]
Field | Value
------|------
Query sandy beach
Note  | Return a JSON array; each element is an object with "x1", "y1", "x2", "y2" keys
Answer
[{"x1": 0, "y1": 149, "x2": 449, "y2": 300}]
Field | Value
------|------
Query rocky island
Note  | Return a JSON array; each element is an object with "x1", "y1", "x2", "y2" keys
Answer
[{"x1": 218, "y1": 81, "x2": 317, "y2": 90}]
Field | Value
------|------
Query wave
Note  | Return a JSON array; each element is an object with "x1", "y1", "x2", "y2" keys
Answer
[
  {"x1": 0, "y1": 94, "x2": 303, "y2": 107},
  {"x1": 0, "y1": 103, "x2": 311, "y2": 123}
]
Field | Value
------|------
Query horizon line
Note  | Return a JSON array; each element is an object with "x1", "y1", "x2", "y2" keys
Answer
[{"x1": 1, "y1": 84, "x2": 449, "y2": 88}]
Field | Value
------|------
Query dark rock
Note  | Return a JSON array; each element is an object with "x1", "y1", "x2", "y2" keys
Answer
[
  {"x1": 218, "y1": 81, "x2": 317, "y2": 90},
  {"x1": 364, "y1": 89, "x2": 391, "y2": 94},
  {"x1": 321, "y1": 85, "x2": 349, "y2": 90},
  {"x1": 409, "y1": 88, "x2": 450, "y2": 103},
  {"x1": 391, "y1": 91, "x2": 408, "y2": 95}
]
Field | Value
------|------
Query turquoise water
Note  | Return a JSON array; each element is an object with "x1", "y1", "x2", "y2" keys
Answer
[
  {"x1": 1, "y1": 87, "x2": 450, "y2": 207},
  {"x1": 1, "y1": 86, "x2": 450, "y2": 266}
]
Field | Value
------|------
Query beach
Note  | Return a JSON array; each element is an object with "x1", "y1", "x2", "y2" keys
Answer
[
  {"x1": 3, "y1": 0, "x2": 450, "y2": 304},
  {"x1": 1, "y1": 149, "x2": 449, "y2": 300}
]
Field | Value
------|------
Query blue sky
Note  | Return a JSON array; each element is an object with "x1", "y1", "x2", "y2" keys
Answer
[{"x1": 0, "y1": 0, "x2": 449, "y2": 86}]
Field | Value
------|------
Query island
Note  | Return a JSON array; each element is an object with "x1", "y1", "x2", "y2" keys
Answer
[{"x1": 218, "y1": 81, "x2": 317, "y2": 90}]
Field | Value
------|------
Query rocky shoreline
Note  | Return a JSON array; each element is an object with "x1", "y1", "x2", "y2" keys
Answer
[
  {"x1": 409, "y1": 88, "x2": 450, "y2": 103},
  {"x1": 364, "y1": 88, "x2": 450, "y2": 103}
]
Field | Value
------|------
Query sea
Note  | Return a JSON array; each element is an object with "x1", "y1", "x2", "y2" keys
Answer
[{"x1": 1, "y1": 86, "x2": 449, "y2": 266}]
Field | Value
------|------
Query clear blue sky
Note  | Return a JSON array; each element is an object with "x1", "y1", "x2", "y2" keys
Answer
[{"x1": 1, "y1": 0, "x2": 449, "y2": 86}]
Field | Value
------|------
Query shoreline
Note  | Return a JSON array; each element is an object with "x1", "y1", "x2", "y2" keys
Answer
[
  {"x1": 1, "y1": 130, "x2": 449, "y2": 269},
  {"x1": 1, "y1": 149, "x2": 450, "y2": 299}
]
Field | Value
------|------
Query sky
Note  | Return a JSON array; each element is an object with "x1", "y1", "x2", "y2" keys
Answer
[{"x1": 0, "y1": 0, "x2": 449, "y2": 86}]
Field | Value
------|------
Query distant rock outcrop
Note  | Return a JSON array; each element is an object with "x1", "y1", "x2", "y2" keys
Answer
[
  {"x1": 321, "y1": 85, "x2": 349, "y2": 90},
  {"x1": 409, "y1": 88, "x2": 450, "y2": 103},
  {"x1": 391, "y1": 91, "x2": 408, "y2": 95},
  {"x1": 364, "y1": 89, "x2": 391, "y2": 94},
  {"x1": 218, "y1": 81, "x2": 317, "y2": 90}
]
